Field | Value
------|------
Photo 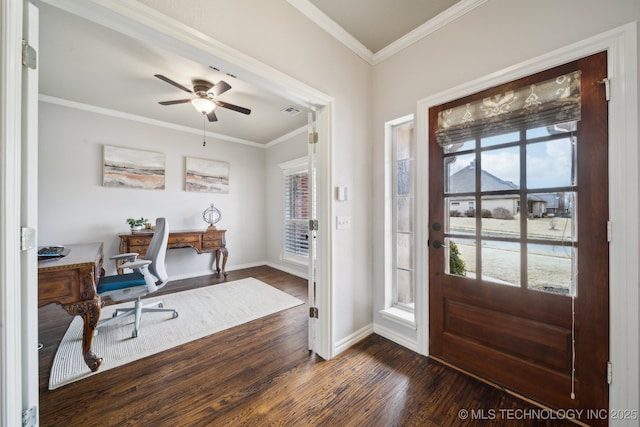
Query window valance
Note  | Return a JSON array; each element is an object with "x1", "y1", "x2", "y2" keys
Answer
[{"x1": 436, "y1": 71, "x2": 581, "y2": 147}]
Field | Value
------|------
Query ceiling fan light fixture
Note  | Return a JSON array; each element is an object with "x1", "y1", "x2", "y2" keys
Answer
[{"x1": 191, "y1": 97, "x2": 216, "y2": 114}]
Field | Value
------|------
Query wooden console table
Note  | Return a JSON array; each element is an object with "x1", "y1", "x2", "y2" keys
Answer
[
  {"x1": 38, "y1": 242, "x2": 105, "y2": 372},
  {"x1": 118, "y1": 227, "x2": 228, "y2": 276}
]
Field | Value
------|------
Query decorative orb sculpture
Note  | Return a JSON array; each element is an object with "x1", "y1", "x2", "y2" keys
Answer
[{"x1": 202, "y1": 203, "x2": 222, "y2": 228}]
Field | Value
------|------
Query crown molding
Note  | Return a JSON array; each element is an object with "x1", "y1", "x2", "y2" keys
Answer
[
  {"x1": 372, "y1": 0, "x2": 488, "y2": 65},
  {"x1": 40, "y1": 94, "x2": 309, "y2": 149},
  {"x1": 39, "y1": 94, "x2": 265, "y2": 148},
  {"x1": 286, "y1": 0, "x2": 374, "y2": 64},
  {"x1": 287, "y1": 0, "x2": 488, "y2": 66},
  {"x1": 265, "y1": 125, "x2": 307, "y2": 148}
]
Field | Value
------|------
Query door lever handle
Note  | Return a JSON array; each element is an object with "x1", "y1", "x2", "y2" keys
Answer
[{"x1": 431, "y1": 240, "x2": 448, "y2": 249}]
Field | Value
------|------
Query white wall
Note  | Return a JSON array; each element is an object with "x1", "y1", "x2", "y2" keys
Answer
[
  {"x1": 137, "y1": 0, "x2": 374, "y2": 345},
  {"x1": 38, "y1": 102, "x2": 266, "y2": 278},
  {"x1": 265, "y1": 131, "x2": 308, "y2": 278}
]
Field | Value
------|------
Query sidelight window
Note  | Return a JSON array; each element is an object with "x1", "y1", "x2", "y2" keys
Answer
[{"x1": 392, "y1": 119, "x2": 415, "y2": 310}]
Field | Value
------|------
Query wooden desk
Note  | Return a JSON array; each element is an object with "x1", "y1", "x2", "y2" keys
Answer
[
  {"x1": 38, "y1": 242, "x2": 104, "y2": 372},
  {"x1": 118, "y1": 228, "x2": 228, "y2": 276}
]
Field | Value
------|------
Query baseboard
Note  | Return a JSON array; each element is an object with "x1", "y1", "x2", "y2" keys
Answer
[
  {"x1": 265, "y1": 262, "x2": 308, "y2": 279},
  {"x1": 168, "y1": 261, "x2": 308, "y2": 282},
  {"x1": 333, "y1": 323, "x2": 374, "y2": 356},
  {"x1": 168, "y1": 261, "x2": 267, "y2": 282},
  {"x1": 373, "y1": 323, "x2": 419, "y2": 353}
]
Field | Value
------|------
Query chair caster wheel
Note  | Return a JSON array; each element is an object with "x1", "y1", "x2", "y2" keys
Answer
[
  {"x1": 132, "y1": 330, "x2": 138, "y2": 338},
  {"x1": 172, "y1": 311, "x2": 179, "y2": 319},
  {"x1": 158, "y1": 303, "x2": 163, "y2": 308},
  {"x1": 112, "y1": 312, "x2": 118, "y2": 318}
]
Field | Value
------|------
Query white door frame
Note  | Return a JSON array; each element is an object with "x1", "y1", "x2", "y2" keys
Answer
[
  {"x1": 21, "y1": 0, "x2": 40, "y2": 423},
  {"x1": 39, "y1": 0, "x2": 335, "y2": 359},
  {"x1": 417, "y1": 22, "x2": 638, "y2": 422},
  {"x1": 1, "y1": 0, "x2": 40, "y2": 425},
  {"x1": 0, "y1": 0, "x2": 25, "y2": 425}
]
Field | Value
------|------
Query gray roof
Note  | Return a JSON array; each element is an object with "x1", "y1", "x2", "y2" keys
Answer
[
  {"x1": 448, "y1": 163, "x2": 519, "y2": 193},
  {"x1": 448, "y1": 163, "x2": 547, "y2": 204}
]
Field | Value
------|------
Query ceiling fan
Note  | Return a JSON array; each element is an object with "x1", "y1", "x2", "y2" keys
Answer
[{"x1": 154, "y1": 74, "x2": 251, "y2": 122}]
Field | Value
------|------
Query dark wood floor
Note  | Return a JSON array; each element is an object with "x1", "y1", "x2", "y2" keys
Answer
[{"x1": 38, "y1": 266, "x2": 578, "y2": 426}]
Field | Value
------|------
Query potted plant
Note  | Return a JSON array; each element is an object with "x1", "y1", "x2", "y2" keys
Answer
[{"x1": 126, "y1": 217, "x2": 148, "y2": 232}]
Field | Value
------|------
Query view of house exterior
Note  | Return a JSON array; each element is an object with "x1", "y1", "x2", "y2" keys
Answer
[{"x1": 446, "y1": 160, "x2": 570, "y2": 219}]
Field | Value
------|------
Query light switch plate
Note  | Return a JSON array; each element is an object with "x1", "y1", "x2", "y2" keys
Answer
[{"x1": 336, "y1": 216, "x2": 351, "y2": 229}]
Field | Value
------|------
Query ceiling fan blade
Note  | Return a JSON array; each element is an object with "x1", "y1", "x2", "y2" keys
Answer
[
  {"x1": 154, "y1": 74, "x2": 193, "y2": 94},
  {"x1": 207, "y1": 110, "x2": 218, "y2": 122},
  {"x1": 159, "y1": 99, "x2": 192, "y2": 105},
  {"x1": 208, "y1": 80, "x2": 232, "y2": 97},
  {"x1": 215, "y1": 100, "x2": 251, "y2": 115}
]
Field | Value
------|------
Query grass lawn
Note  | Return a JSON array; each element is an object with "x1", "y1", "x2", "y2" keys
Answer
[{"x1": 448, "y1": 216, "x2": 574, "y2": 293}]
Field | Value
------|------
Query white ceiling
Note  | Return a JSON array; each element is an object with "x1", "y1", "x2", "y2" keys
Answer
[{"x1": 39, "y1": 1, "x2": 465, "y2": 146}]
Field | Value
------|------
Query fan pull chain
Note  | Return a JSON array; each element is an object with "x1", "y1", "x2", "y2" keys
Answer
[{"x1": 202, "y1": 113, "x2": 207, "y2": 147}]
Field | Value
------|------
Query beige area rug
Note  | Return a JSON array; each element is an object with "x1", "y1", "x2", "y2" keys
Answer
[{"x1": 48, "y1": 278, "x2": 303, "y2": 390}]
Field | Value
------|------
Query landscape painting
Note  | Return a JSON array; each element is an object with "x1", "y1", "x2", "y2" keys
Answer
[
  {"x1": 185, "y1": 157, "x2": 229, "y2": 193},
  {"x1": 103, "y1": 145, "x2": 166, "y2": 189}
]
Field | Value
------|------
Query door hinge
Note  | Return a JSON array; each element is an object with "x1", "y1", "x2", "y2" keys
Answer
[
  {"x1": 22, "y1": 406, "x2": 37, "y2": 427},
  {"x1": 308, "y1": 132, "x2": 318, "y2": 144},
  {"x1": 22, "y1": 40, "x2": 37, "y2": 70},
  {"x1": 309, "y1": 307, "x2": 318, "y2": 318},
  {"x1": 21, "y1": 227, "x2": 36, "y2": 251},
  {"x1": 309, "y1": 219, "x2": 318, "y2": 231},
  {"x1": 607, "y1": 361, "x2": 612, "y2": 384},
  {"x1": 596, "y1": 78, "x2": 610, "y2": 101},
  {"x1": 607, "y1": 220, "x2": 612, "y2": 242}
]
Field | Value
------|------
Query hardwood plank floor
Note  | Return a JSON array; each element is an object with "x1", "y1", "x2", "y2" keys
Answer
[{"x1": 39, "y1": 266, "x2": 577, "y2": 426}]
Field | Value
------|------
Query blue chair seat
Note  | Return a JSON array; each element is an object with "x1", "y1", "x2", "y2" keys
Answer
[
  {"x1": 98, "y1": 272, "x2": 146, "y2": 293},
  {"x1": 95, "y1": 217, "x2": 175, "y2": 338}
]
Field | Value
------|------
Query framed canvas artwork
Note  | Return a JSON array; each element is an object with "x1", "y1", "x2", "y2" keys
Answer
[
  {"x1": 185, "y1": 157, "x2": 230, "y2": 193},
  {"x1": 103, "y1": 145, "x2": 166, "y2": 189}
]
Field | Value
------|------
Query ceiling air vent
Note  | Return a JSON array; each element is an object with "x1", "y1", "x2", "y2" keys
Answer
[{"x1": 281, "y1": 105, "x2": 302, "y2": 116}]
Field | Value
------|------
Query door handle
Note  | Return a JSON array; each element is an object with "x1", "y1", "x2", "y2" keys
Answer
[{"x1": 431, "y1": 240, "x2": 448, "y2": 249}]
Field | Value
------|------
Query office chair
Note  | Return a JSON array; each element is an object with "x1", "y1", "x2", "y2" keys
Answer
[{"x1": 96, "y1": 217, "x2": 178, "y2": 338}]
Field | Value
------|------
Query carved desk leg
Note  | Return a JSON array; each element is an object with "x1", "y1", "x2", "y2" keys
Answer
[
  {"x1": 61, "y1": 269, "x2": 104, "y2": 372},
  {"x1": 215, "y1": 248, "x2": 229, "y2": 277},
  {"x1": 62, "y1": 297, "x2": 103, "y2": 371}
]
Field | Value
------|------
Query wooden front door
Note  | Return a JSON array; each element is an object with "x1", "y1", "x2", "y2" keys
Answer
[{"x1": 428, "y1": 52, "x2": 609, "y2": 424}]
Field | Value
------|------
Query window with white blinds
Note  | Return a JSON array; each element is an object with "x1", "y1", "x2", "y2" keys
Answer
[{"x1": 280, "y1": 157, "x2": 309, "y2": 263}]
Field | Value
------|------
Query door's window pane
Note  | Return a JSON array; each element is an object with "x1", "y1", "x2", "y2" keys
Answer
[
  {"x1": 445, "y1": 237, "x2": 474, "y2": 278},
  {"x1": 446, "y1": 197, "x2": 476, "y2": 235},
  {"x1": 481, "y1": 241, "x2": 520, "y2": 286},
  {"x1": 481, "y1": 195, "x2": 520, "y2": 238},
  {"x1": 481, "y1": 146, "x2": 520, "y2": 190},
  {"x1": 445, "y1": 153, "x2": 475, "y2": 194},
  {"x1": 528, "y1": 245, "x2": 575, "y2": 295},
  {"x1": 441, "y1": 119, "x2": 579, "y2": 292},
  {"x1": 444, "y1": 139, "x2": 475, "y2": 153},
  {"x1": 526, "y1": 192, "x2": 576, "y2": 241},
  {"x1": 481, "y1": 131, "x2": 520, "y2": 147},
  {"x1": 526, "y1": 138, "x2": 576, "y2": 189},
  {"x1": 526, "y1": 121, "x2": 576, "y2": 139}
]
